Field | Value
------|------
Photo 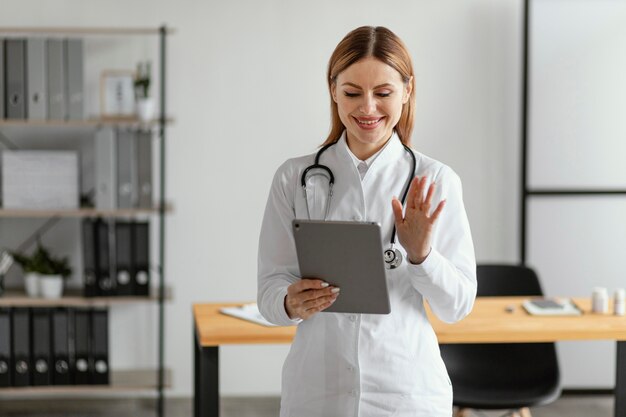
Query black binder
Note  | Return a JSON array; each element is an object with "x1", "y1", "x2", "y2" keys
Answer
[
  {"x1": 91, "y1": 308, "x2": 109, "y2": 385},
  {"x1": 82, "y1": 219, "x2": 98, "y2": 297},
  {"x1": 115, "y1": 221, "x2": 134, "y2": 296},
  {"x1": 133, "y1": 221, "x2": 150, "y2": 296},
  {"x1": 96, "y1": 219, "x2": 115, "y2": 296},
  {"x1": 0, "y1": 307, "x2": 11, "y2": 387},
  {"x1": 11, "y1": 307, "x2": 30, "y2": 386},
  {"x1": 5, "y1": 39, "x2": 27, "y2": 119},
  {"x1": 51, "y1": 308, "x2": 71, "y2": 385},
  {"x1": 31, "y1": 308, "x2": 52, "y2": 386},
  {"x1": 73, "y1": 308, "x2": 91, "y2": 384}
]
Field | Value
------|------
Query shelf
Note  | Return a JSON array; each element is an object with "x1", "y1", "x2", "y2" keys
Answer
[
  {"x1": 0, "y1": 27, "x2": 176, "y2": 36},
  {"x1": 0, "y1": 369, "x2": 171, "y2": 396},
  {"x1": 0, "y1": 287, "x2": 172, "y2": 307},
  {"x1": 0, "y1": 117, "x2": 175, "y2": 128},
  {"x1": 0, "y1": 205, "x2": 172, "y2": 218}
]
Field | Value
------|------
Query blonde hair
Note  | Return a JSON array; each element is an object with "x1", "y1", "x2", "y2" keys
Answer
[{"x1": 323, "y1": 26, "x2": 416, "y2": 147}]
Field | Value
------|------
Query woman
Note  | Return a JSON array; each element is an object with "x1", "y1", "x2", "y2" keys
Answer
[{"x1": 258, "y1": 26, "x2": 476, "y2": 417}]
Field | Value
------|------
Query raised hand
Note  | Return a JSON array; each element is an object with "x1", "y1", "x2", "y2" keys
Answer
[{"x1": 391, "y1": 176, "x2": 446, "y2": 264}]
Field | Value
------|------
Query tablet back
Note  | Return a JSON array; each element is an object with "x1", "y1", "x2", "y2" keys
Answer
[{"x1": 293, "y1": 220, "x2": 390, "y2": 314}]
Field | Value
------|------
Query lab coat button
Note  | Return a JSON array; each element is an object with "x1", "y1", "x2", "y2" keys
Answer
[
  {"x1": 349, "y1": 315, "x2": 356, "y2": 322},
  {"x1": 350, "y1": 389, "x2": 357, "y2": 397},
  {"x1": 352, "y1": 215, "x2": 361, "y2": 221},
  {"x1": 347, "y1": 366, "x2": 354, "y2": 372}
]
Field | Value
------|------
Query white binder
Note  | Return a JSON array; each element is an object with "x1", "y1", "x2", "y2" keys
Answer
[
  {"x1": 46, "y1": 39, "x2": 66, "y2": 120},
  {"x1": 26, "y1": 38, "x2": 47, "y2": 120},
  {"x1": 136, "y1": 130, "x2": 153, "y2": 208},
  {"x1": 116, "y1": 129, "x2": 136, "y2": 209},
  {"x1": 65, "y1": 38, "x2": 84, "y2": 120},
  {"x1": 0, "y1": 39, "x2": 4, "y2": 119},
  {"x1": 94, "y1": 127, "x2": 117, "y2": 209}
]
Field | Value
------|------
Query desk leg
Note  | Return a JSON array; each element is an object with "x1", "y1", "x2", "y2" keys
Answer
[
  {"x1": 617, "y1": 341, "x2": 626, "y2": 417},
  {"x1": 194, "y1": 325, "x2": 219, "y2": 417}
]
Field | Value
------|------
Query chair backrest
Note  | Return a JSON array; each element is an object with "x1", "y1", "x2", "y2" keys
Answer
[{"x1": 476, "y1": 264, "x2": 543, "y2": 297}]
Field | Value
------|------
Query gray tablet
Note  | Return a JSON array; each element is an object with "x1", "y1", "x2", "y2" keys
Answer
[{"x1": 292, "y1": 219, "x2": 390, "y2": 314}]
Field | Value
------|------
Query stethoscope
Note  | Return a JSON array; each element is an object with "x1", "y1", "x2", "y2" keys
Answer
[{"x1": 300, "y1": 136, "x2": 417, "y2": 269}]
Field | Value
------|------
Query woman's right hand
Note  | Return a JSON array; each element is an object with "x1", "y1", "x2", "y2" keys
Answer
[{"x1": 285, "y1": 279, "x2": 340, "y2": 320}]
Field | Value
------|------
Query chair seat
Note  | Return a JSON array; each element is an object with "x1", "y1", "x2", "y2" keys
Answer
[
  {"x1": 443, "y1": 342, "x2": 561, "y2": 409},
  {"x1": 452, "y1": 382, "x2": 561, "y2": 409}
]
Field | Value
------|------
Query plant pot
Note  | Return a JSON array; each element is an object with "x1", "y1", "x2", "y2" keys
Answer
[
  {"x1": 39, "y1": 274, "x2": 64, "y2": 299},
  {"x1": 24, "y1": 272, "x2": 40, "y2": 297},
  {"x1": 136, "y1": 97, "x2": 156, "y2": 122}
]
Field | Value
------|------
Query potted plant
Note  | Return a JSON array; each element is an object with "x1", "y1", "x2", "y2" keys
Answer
[
  {"x1": 11, "y1": 240, "x2": 72, "y2": 299},
  {"x1": 134, "y1": 60, "x2": 155, "y2": 122}
]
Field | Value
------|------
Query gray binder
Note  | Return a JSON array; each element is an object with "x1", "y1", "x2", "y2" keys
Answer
[
  {"x1": 0, "y1": 40, "x2": 4, "y2": 119},
  {"x1": 65, "y1": 39, "x2": 83, "y2": 120},
  {"x1": 136, "y1": 131, "x2": 152, "y2": 208},
  {"x1": 26, "y1": 38, "x2": 47, "y2": 120},
  {"x1": 6, "y1": 39, "x2": 27, "y2": 119},
  {"x1": 116, "y1": 130, "x2": 136, "y2": 209},
  {"x1": 94, "y1": 127, "x2": 117, "y2": 209},
  {"x1": 46, "y1": 39, "x2": 66, "y2": 120}
]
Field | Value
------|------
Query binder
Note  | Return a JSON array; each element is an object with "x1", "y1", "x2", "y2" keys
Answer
[
  {"x1": 117, "y1": 129, "x2": 136, "y2": 209},
  {"x1": 46, "y1": 39, "x2": 66, "y2": 120},
  {"x1": 132, "y1": 221, "x2": 150, "y2": 296},
  {"x1": 5, "y1": 39, "x2": 27, "y2": 119},
  {"x1": 82, "y1": 218, "x2": 98, "y2": 297},
  {"x1": 26, "y1": 38, "x2": 47, "y2": 120},
  {"x1": 115, "y1": 221, "x2": 134, "y2": 296},
  {"x1": 0, "y1": 39, "x2": 5, "y2": 119},
  {"x1": 0, "y1": 307, "x2": 11, "y2": 387},
  {"x1": 136, "y1": 130, "x2": 153, "y2": 208},
  {"x1": 94, "y1": 127, "x2": 117, "y2": 210},
  {"x1": 73, "y1": 308, "x2": 91, "y2": 384},
  {"x1": 96, "y1": 219, "x2": 115, "y2": 296},
  {"x1": 31, "y1": 308, "x2": 52, "y2": 386},
  {"x1": 51, "y1": 308, "x2": 71, "y2": 385},
  {"x1": 65, "y1": 38, "x2": 83, "y2": 120},
  {"x1": 91, "y1": 308, "x2": 109, "y2": 385},
  {"x1": 11, "y1": 307, "x2": 30, "y2": 386}
]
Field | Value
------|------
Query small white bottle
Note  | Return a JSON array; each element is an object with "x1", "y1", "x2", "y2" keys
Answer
[
  {"x1": 614, "y1": 288, "x2": 625, "y2": 316},
  {"x1": 592, "y1": 287, "x2": 609, "y2": 314}
]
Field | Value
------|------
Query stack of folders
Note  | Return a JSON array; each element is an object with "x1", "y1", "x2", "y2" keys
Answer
[
  {"x1": 94, "y1": 127, "x2": 153, "y2": 210},
  {"x1": 0, "y1": 307, "x2": 109, "y2": 388},
  {"x1": 0, "y1": 38, "x2": 84, "y2": 120},
  {"x1": 82, "y1": 219, "x2": 150, "y2": 297}
]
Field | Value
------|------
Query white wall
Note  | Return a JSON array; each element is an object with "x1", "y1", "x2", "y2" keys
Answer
[{"x1": 2, "y1": 0, "x2": 533, "y2": 397}]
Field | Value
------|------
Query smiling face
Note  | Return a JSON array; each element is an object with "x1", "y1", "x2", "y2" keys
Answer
[{"x1": 332, "y1": 57, "x2": 412, "y2": 160}]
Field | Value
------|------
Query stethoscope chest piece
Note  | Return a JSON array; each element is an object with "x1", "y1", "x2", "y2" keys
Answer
[{"x1": 384, "y1": 246, "x2": 403, "y2": 270}]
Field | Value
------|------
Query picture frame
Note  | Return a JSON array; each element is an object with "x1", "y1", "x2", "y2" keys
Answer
[{"x1": 100, "y1": 70, "x2": 136, "y2": 119}]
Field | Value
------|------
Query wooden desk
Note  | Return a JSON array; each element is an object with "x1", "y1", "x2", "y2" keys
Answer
[{"x1": 193, "y1": 297, "x2": 626, "y2": 417}]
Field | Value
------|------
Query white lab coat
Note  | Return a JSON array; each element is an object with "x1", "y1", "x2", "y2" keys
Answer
[{"x1": 258, "y1": 132, "x2": 476, "y2": 417}]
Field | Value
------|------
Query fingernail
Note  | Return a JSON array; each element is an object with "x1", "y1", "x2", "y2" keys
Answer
[
  {"x1": 320, "y1": 282, "x2": 329, "y2": 288},
  {"x1": 331, "y1": 288, "x2": 340, "y2": 293}
]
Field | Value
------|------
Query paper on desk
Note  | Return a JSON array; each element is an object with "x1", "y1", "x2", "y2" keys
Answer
[
  {"x1": 522, "y1": 298, "x2": 582, "y2": 316},
  {"x1": 220, "y1": 303, "x2": 278, "y2": 327}
]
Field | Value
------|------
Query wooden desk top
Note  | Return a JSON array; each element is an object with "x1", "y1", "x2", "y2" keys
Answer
[{"x1": 193, "y1": 297, "x2": 626, "y2": 347}]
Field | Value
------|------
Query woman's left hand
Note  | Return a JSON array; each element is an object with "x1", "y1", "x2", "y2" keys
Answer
[{"x1": 391, "y1": 176, "x2": 446, "y2": 264}]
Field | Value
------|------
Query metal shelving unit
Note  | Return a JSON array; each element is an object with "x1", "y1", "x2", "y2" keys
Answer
[{"x1": 0, "y1": 25, "x2": 171, "y2": 417}]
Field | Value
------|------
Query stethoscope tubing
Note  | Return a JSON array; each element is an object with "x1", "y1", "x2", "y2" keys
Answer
[{"x1": 300, "y1": 136, "x2": 417, "y2": 248}]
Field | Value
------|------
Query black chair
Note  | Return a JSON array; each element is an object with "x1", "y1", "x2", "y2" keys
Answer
[{"x1": 440, "y1": 264, "x2": 561, "y2": 417}]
